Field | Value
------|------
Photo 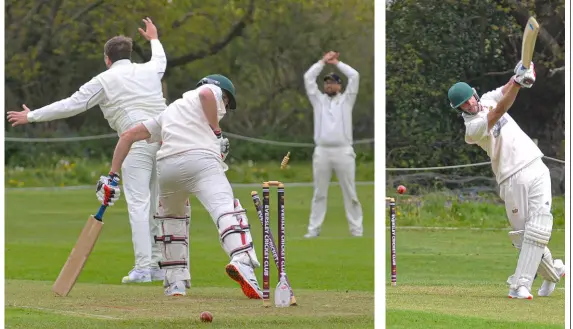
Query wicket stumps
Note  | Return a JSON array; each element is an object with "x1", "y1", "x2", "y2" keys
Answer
[
  {"x1": 251, "y1": 181, "x2": 297, "y2": 307},
  {"x1": 386, "y1": 197, "x2": 397, "y2": 286}
]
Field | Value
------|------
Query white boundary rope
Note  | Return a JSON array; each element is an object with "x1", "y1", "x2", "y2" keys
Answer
[{"x1": 4, "y1": 132, "x2": 374, "y2": 147}]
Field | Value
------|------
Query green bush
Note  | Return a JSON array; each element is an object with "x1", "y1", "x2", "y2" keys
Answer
[{"x1": 5, "y1": 158, "x2": 375, "y2": 188}]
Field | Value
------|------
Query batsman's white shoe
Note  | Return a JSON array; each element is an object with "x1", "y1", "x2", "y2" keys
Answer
[
  {"x1": 225, "y1": 261, "x2": 263, "y2": 299},
  {"x1": 151, "y1": 268, "x2": 165, "y2": 282},
  {"x1": 164, "y1": 281, "x2": 186, "y2": 296},
  {"x1": 121, "y1": 268, "x2": 151, "y2": 284},
  {"x1": 508, "y1": 286, "x2": 533, "y2": 300},
  {"x1": 538, "y1": 259, "x2": 566, "y2": 297}
]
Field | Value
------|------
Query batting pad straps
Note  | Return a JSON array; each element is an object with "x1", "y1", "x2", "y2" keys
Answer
[
  {"x1": 155, "y1": 215, "x2": 189, "y2": 273},
  {"x1": 217, "y1": 209, "x2": 261, "y2": 268}
]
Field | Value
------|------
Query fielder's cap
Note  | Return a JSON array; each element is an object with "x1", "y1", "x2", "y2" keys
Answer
[
  {"x1": 323, "y1": 72, "x2": 343, "y2": 84},
  {"x1": 448, "y1": 82, "x2": 473, "y2": 108}
]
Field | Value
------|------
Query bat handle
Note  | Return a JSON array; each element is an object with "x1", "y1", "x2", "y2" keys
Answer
[{"x1": 94, "y1": 178, "x2": 119, "y2": 221}]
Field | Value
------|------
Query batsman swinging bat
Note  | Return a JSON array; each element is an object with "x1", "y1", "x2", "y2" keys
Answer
[
  {"x1": 521, "y1": 16, "x2": 539, "y2": 69},
  {"x1": 52, "y1": 179, "x2": 119, "y2": 296}
]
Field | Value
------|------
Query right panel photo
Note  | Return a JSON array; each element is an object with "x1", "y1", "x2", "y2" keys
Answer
[{"x1": 385, "y1": 1, "x2": 568, "y2": 328}]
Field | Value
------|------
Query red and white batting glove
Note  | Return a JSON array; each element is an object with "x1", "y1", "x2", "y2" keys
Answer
[{"x1": 96, "y1": 172, "x2": 121, "y2": 206}]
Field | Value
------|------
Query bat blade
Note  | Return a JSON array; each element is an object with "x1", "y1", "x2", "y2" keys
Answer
[
  {"x1": 521, "y1": 16, "x2": 540, "y2": 69},
  {"x1": 52, "y1": 215, "x2": 103, "y2": 296}
]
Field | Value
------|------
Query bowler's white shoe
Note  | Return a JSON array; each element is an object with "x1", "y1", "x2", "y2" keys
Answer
[
  {"x1": 121, "y1": 268, "x2": 151, "y2": 283},
  {"x1": 538, "y1": 259, "x2": 566, "y2": 297},
  {"x1": 151, "y1": 268, "x2": 165, "y2": 282},
  {"x1": 225, "y1": 261, "x2": 263, "y2": 299},
  {"x1": 508, "y1": 286, "x2": 533, "y2": 299},
  {"x1": 164, "y1": 281, "x2": 186, "y2": 296}
]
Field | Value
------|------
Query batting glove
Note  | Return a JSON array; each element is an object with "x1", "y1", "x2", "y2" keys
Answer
[
  {"x1": 96, "y1": 172, "x2": 121, "y2": 206},
  {"x1": 213, "y1": 129, "x2": 230, "y2": 161},
  {"x1": 513, "y1": 61, "x2": 536, "y2": 88}
]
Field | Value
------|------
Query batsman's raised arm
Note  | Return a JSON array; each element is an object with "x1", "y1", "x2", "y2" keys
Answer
[{"x1": 7, "y1": 77, "x2": 105, "y2": 126}]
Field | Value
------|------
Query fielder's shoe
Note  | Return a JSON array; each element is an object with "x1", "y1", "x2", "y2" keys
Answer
[
  {"x1": 508, "y1": 286, "x2": 533, "y2": 300},
  {"x1": 304, "y1": 230, "x2": 320, "y2": 239},
  {"x1": 164, "y1": 281, "x2": 186, "y2": 296},
  {"x1": 225, "y1": 261, "x2": 263, "y2": 299},
  {"x1": 151, "y1": 268, "x2": 165, "y2": 282},
  {"x1": 538, "y1": 259, "x2": 566, "y2": 297},
  {"x1": 121, "y1": 268, "x2": 151, "y2": 284}
]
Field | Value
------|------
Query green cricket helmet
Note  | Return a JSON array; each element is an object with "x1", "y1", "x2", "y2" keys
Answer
[
  {"x1": 447, "y1": 82, "x2": 480, "y2": 113},
  {"x1": 196, "y1": 74, "x2": 236, "y2": 110}
]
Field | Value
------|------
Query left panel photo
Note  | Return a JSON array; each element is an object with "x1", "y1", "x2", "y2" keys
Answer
[{"x1": 4, "y1": 1, "x2": 376, "y2": 328}]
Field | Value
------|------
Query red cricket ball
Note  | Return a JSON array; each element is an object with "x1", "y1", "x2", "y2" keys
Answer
[
  {"x1": 397, "y1": 185, "x2": 407, "y2": 194},
  {"x1": 200, "y1": 311, "x2": 213, "y2": 323}
]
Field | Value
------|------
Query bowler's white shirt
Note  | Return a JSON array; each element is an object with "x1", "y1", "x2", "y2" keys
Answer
[
  {"x1": 303, "y1": 61, "x2": 360, "y2": 147},
  {"x1": 27, "y1": 39, "x2": 167, "y2": 135},
  {"x1": 463, "y1": 86, "x2": 543, "y2": 184},
  {"x1": 142, "y1": 84, "x2": 227, "y2": 161}
]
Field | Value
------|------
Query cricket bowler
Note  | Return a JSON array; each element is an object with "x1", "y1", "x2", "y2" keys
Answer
[
  {"x1": 303, "y1": 50, "x2": 364, "y2": 238},
  {"x1": 96, "y1": 74, "x2": 263, "y2": 298},
  {"x1": 7, "y1": 18, "x2": 172, "y2": 284},
  {"x1": 447, "y1": 60, "x2": 565, "y2": 299}
]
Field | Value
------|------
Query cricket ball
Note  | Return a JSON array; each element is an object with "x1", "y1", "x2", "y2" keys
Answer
[
  {"x1": 200, "y1": 311, "x2": 213, "y2": 323},
  {"x1": 397, "y1": 185, "x2": 406, "y2": 194}
]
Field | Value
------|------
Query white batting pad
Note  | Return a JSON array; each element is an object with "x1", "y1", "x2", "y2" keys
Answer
[
  {"x1": 511, "y1": 212, "x2": 553, "y2": 290},
  {"x1": 537, "y1": 248, "x2": 561, "y2": 283},
  {"x1": 217, "y1": 199, "x2": 260, "y2": 268},
  {"x1": 155, "y1": 213, "x2": 191, "y2": 287}
]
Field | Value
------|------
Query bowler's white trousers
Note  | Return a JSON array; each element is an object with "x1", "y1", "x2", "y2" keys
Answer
[
  {"x1": 307, "y1": 145, "x2": 363, "y2": 235},
  {"x1": 121, "y1": 140, "x2": 163, "y2": 269}
]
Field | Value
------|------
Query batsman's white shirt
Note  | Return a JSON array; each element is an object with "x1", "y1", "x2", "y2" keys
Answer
[
  {"x1": 463, "y1": 86, "x2": 543, "y2": 184},
  {"x1": 142, "y1": 84, "x2": 227, "y2": 161}
]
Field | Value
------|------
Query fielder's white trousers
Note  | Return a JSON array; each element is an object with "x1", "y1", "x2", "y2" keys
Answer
[
  {"x1": 308, "y1": 145, "x2": 363, "y2": 235},
  {"x1": 156, "y1": 150, "x2": 234, "y2": 223},
  {"x1": 499, "y1": 158, "x2": 553, "y2": 231},
  {"x1": 121, "y1": 140, "x2": 162, "y2": 270}
]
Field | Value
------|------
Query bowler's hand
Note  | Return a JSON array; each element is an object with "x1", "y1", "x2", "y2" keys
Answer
[
  {"x1": 7, "y1": 105, "x2": 31, "y2": 127},
  {"x1": 138, "y1": 17, "x2": 158, "y2": 41}
]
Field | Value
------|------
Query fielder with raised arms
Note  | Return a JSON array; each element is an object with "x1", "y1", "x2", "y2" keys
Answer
[
  {"x1": 96, "y1": 74, "x2": 263, "y2": 298},
  {"x1": 7, "y1": 18, "x2": 178, "y2": 285},
  {"x1": 303, "y1": 50, "x2": 364, "y2": 238},
  {"x1": 447, "y1": 61, "x2": 565, "y2": 299}
]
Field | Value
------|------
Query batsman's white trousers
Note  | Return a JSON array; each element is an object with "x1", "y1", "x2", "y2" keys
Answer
[
  {"x1": 155, "y1": 150, "x2": 234, "y2": 228},
  {"x1": 499, "y1": 158, "x2": 553, "y2": 231},
  {"x1": 308, "y1": 145, "x2": 363, "y2": 235},
  {"x1": 121, "y1": 140, "x2": 162, "y2": 270}
]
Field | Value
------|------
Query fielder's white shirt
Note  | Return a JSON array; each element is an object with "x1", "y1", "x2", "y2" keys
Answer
[
  {"x1": 27, "y1": 39, "x2": 167, "y2": 135},
  {"x1": 142, "y1": 84, "x2": 227, "y2": 161},
  {"x1": 463, "y1": 86, "x2": 543, "y2": 184},
  {"x1": 304, "y1": 60, "x2": 359, "y2": 147}
]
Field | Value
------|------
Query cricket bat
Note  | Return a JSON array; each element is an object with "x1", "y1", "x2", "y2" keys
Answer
[
  {"x1": 521, "y1": 16, "x2": 540, "y2": 69},
  {"x1": 52, "y1": 179, "x2": 118, "y2": 296}
]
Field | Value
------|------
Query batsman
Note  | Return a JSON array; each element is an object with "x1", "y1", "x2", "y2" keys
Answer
[
  {"x1": 97, "y1": 74, "x2": 263, "y2": 298},
  {"x1": 447, "y1": 60, "x2": 565, "y2": 299}
]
